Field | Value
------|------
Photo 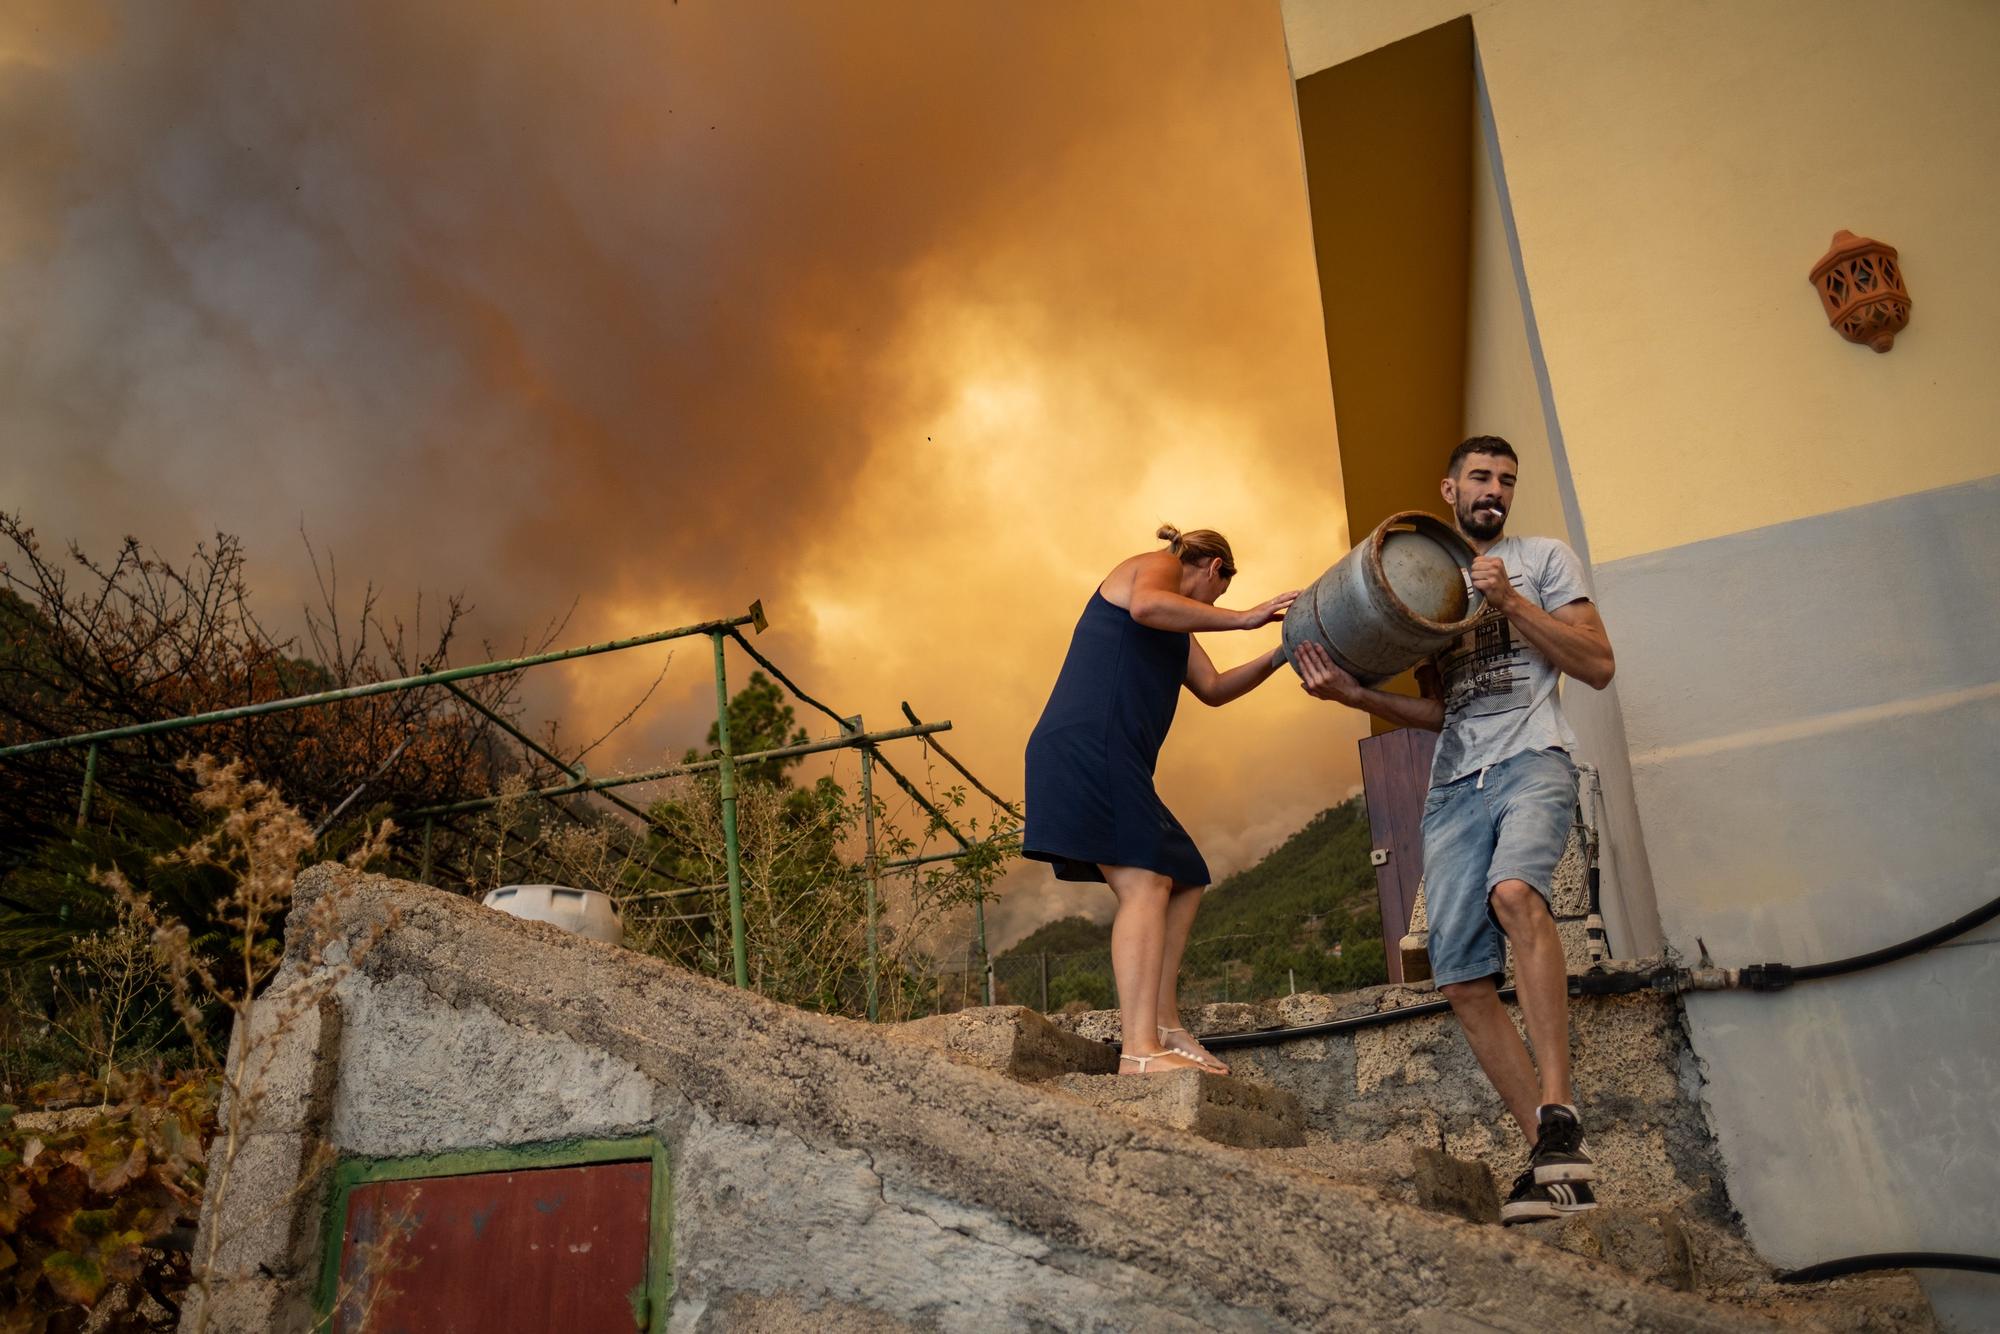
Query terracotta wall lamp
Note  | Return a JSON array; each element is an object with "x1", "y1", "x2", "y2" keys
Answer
[{"x1": 1810, "y1": 230, "x2": 1911, "y2": 353}]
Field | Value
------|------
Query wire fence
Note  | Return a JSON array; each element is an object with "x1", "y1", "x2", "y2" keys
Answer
[
  {"x1": 969, "y1": 917, "x2": 1389, "y2": 1016},
  {"x1": 1, "y1": 589, "x2": 1022, "y2": 1023}
]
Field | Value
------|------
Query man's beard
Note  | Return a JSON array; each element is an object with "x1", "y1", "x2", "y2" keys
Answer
[{"x1": 1458, "y1": 498, "x2": 1507, "y2": 540}]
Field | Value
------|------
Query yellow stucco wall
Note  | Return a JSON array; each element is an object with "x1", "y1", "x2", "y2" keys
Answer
[
  {"x1": 1460, "y1": 79, "x2": 1666, "y2": 958},
  {"x1": 1460, "y1": 87, "x2": 1567, "y2": 547},
  {"x1": 1479, "y1": 0, "x2": 2000, "y2": 562},
  {"x1": 1288, "y1": 0, "x2": 2000, "y2": 564}
]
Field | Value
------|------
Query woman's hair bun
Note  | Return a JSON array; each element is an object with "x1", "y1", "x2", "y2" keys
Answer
[{"x1": 1156, "y1": 523, "x2": 1182, "y2": 545}]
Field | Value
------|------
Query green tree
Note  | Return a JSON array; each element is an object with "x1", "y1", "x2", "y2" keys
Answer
[
  {"x1": 1047, "y1": 964, "x2": 1114, "y2": 1013},
  {"x1": 633, "y1": 672, "x2": 1010, "y2": 1020},
  {"x1": 1003, "y1": 915, "x2": 1111, "y2": 958},
  {"x1": 682, "y1": 670, "x2": 810, "y2": 788}
]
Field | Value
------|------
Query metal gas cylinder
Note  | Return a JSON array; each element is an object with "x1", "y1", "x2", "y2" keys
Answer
[
  {"x1": 481, "y1": 883, "x2": 624, "y2": 945},
  {"x1": 1280, "y1": 510, "x2": 1484, "y2": 685}
]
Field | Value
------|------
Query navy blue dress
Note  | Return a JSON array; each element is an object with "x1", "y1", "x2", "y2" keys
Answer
[{"x1": 1023, "y1": 589, "x2": 1211, "y2": 886}]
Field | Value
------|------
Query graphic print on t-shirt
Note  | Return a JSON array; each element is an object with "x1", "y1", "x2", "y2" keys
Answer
[
  {"x1": 1425, "y1": 535, "x2": 1591, "y2": 787},
  {"x1": 1437, "y1": 576, "x2": 1529, "y2": 721}
]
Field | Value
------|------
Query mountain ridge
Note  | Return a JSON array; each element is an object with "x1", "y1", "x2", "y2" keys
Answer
[{"x1": 998, "y1": 795, "x2": 1386, "y2": 1004}]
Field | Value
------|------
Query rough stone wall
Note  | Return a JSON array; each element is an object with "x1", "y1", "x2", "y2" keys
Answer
[
  {"x1": 1056, "y1": 975, "x2": 1732, "y2": 1228},
  {"x1": 187, "y1": 866, "x2": 1803, "y2": 1332}
]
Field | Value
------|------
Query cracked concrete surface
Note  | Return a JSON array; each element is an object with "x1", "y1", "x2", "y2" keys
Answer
[{"x1": 187, "y1": 867, "x2": 1930, "y2": 1331}]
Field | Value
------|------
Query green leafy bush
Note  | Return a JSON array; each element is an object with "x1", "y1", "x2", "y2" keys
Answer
[{"x1": 0, "y1": 1071, "x2": 215, "y2": 1331}]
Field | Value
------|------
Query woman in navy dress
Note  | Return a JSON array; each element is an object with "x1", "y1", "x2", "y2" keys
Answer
[{"x1": 1024, "y1": 525, "x2": 1296, "y2": 1074}]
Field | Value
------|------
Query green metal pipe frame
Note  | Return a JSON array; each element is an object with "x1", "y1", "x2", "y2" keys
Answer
[
  {"x1": 727, "y1": 624, "x2": 1004, "y2": 1007},
  {"x1": 441, "y1": 681, "x2": 705, "y2": 887},
  {"x1": 446, "y1": 681, "x2": 587, "y2": 784},
  {"x1": 19, "y1": 584, "x2": 1020, "y2": 1012},
  {"x1": 623, "y1": 882, "x2": 729, "y2": 905},
  {"x1": 711, "y1": 630, "x2": 749, "y2": 989},
  {"x1": 858, "y1": 726, "x2": 881, "y2": 1022},
  {"x1": 865, "y1": 752, "x2": 994, "y2": 1003},
  {"x1": 898, "y1": 701, "x2": 1022, "y2": 819},
  {"x1": 0, "y1": 604, "x2": 765, "y2": 760},
  {"x1": 877, "y1": 836, "x2": 1021, "y2": 873},
  {"x1": 404, "y1": 720, "x2": 950, "y2": 818},
  {"x1": 74, "y1": 742, "x2": 98, "y2": 830}
]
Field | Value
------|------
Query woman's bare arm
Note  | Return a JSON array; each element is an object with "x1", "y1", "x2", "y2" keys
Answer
[
  {"x1": 1185, "y1": 638, "x2": 1287, "y2": 707},
  {"x1": 1112, "y1": 552, "x2": 1296, "y2": 632}
]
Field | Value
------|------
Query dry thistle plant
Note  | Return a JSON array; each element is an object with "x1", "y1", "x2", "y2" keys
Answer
[
  {"x1": 46, "y1": 899, "x2": 176, "y2": 1103},
  {"x1": 94, "y1": 754, "x2": 400, "y2": 1334}
]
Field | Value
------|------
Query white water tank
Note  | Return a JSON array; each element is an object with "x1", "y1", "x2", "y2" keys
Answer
[{"x1": 481, "y1": 884, "x2": 623, "y2": 945}]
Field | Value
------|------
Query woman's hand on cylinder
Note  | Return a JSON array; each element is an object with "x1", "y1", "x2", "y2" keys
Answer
[
  {"x1": 1294, "y1": 641, "x2": 1361, "y2": 704},
  {"x1": 1236, "y1": 589, "x2": 1300, "y2": 630}
]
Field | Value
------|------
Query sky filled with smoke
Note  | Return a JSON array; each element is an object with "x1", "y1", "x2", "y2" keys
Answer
[{"x1": 1, "y1": 1, "x2": 1367, "y2": 948}]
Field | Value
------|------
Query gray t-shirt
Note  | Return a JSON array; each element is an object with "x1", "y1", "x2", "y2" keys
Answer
[{"x1": 1428, "y1": 535, "x2": 1593, "y2": 787}]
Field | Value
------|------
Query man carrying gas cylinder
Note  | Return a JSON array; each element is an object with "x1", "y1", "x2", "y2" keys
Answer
[{"x1": 1294, "y1": 435, "x2": 1617, "y2": 1224}]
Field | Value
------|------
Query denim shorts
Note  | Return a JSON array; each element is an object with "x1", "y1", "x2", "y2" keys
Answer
[{"x1": 1419, "y1": 747, "x2": 1578, "y2": 987}]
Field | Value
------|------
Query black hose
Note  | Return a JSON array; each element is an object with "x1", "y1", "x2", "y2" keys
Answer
[
  {"x1": 1726, "y1": 890, "x2": 2000, "y2": 991},
  {"x1": 1169, "y1": 889, "x2": 2000, "y2": 1051},
  {"x1": 1777, "y1": 1252, "x2": 2000, "y2": 1284},
  {"x1": 1791, "y1": 891, "x2": 2000, "y2": 983},
  {"x1": 1199, "y1": 988, "x2": 1517, "y2": 1052}
]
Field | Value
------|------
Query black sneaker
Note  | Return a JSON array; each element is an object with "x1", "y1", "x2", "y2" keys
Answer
[
  {"x1": 1529, "y1": 1104, "x2": 1596, "y2": 1185},
  {"x1": 1501, "y1": 1168, "x2": 1598, "y2": 1225}
]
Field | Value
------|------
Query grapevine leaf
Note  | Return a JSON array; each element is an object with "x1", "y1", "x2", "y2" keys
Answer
[{"x1": 40, "y1": 1250, "x2": 105, "y2": 1306}]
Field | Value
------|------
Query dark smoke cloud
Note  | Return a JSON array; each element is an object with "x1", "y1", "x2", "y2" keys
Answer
[{"x1": 2, "y1": 1, "x2": 1365, "y2": 948}]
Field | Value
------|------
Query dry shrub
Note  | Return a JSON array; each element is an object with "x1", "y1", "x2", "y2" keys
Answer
[
  {"x1": 90, "y1": 756, "x2": 401, "y2": 1333},
  {"x1": 44, "y1": 902, "x2": 177, "y2": 1105}
]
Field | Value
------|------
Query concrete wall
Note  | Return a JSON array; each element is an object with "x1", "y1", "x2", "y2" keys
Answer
[
  {"x1": 196, "y1": 867, "x2": 1773, "y2": 1332},
  {"x1": 1281, "y1": 1, "x2": 2000, "y2": 1323},
  {"x1": 1598, "y1": 476, "x2": 2000, "y2": 1319}
]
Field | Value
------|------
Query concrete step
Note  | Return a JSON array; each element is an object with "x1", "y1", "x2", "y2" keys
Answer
[
  {"x1": 887, "y1": 1004, "x2": 1119, "y2": 1080},
  {"x1": 1047, "y1": 1068, "x2": 1307, "y2": 1149},
  {"x1": 1265, "y1": 1136, "x2": 1934, "y2": 1328}
]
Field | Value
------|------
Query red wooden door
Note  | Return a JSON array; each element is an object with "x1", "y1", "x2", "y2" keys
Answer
[
  {"x1": 333, "y1": 1160, "x2": 654, "y2": 1333},
  {"x1": 1358, "y1": 727, "x2": 1436, "y2": 984}
]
